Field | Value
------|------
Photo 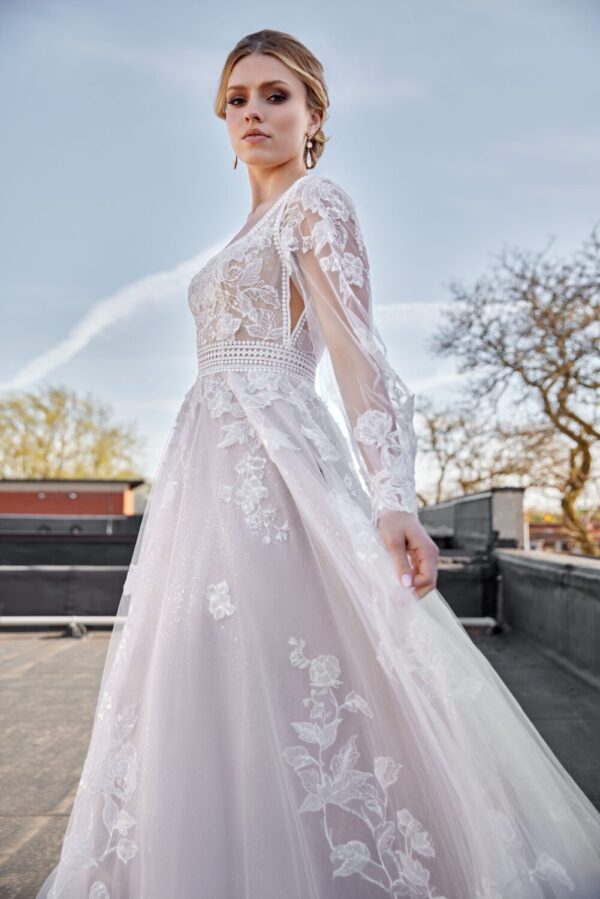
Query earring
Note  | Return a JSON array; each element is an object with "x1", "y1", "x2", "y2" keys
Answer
[
  {"x1": 233, "y1": 154, "x2": 238, "y2": 170},
  {"x1": 304, "y1": 133, "x2": 314, "y2": 169}
]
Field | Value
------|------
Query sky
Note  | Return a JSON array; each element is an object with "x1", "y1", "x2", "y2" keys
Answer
[{"x1": 1, "y1": 0, "x2": 599, "y2": 498}]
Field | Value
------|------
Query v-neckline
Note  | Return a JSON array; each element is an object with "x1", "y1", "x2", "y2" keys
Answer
[{"x1": 222, "y1": 173, "x2": 312, "y2": 253}]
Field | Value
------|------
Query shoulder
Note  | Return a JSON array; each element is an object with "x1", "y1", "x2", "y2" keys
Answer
[
  {"x1": 278, "y1": 173, "x2": 368, "y2": 260},
  {"x1": 285, "y1": 173, "x2": 359, "y2": 221}
]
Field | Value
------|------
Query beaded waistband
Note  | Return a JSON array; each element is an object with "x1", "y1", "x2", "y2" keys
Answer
[{"x1": 197, "y1": 341, "x2": 317, "y2": 384}]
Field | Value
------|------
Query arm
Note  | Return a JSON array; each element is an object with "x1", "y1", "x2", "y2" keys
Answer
[{"x1": 278, "y1": 175, "x2": 419, "y2": 527}]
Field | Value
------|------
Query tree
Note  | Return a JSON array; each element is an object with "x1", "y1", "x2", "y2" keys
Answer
[
  {"x1": 417, "y1": 397, "x2": 575, "y2": 503},
  {"x1": 0, "y1": 384, "x2": 147, "y2": 479},
  {"x1": 429, "y1": 225, "x2": 600, "y2": 556}
]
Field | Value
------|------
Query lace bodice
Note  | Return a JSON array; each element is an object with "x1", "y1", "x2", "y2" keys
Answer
[
  {"x1": 187, "y1": 177, "x2": 313, "y2": 355},
  {"x1": 187, "y1": 173, "x2": 419, "y2": 521}
]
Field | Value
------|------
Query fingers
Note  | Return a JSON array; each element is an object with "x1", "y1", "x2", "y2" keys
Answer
[
  {"x1": 378, "y1": 514, "x2": 439, "y2": 601},
  {"x1": 392, "y1": 545, "x2": 414, "y2": 590},
  {"x1": 411, "y1": 553, "x2": 438, "y2": 599}
]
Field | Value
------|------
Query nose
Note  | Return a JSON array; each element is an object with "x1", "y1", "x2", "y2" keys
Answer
[{"x1": 244, "y1": 94, "x2": 263, "y2": 121}]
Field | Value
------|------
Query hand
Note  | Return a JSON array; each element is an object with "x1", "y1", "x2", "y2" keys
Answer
[{"x1": 377, "y1": 510, "x2": 439, "y2": 599}]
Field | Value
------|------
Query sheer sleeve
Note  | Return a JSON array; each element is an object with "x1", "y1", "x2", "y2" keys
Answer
[{"x1": 277, "y1": 175, "x2": 419, "y2": 525}]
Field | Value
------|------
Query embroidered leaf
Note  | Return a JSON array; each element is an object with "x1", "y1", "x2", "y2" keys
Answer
[
  {"x1": 298, "y1": 767, "x2": 320, "y2": 794},
  {"x1": 530, "y1": 852, "x2": 575, "y2": 890},
  {"x1": 375, "y1": 820, "x2": 397, "y2": 855},
  {"x1": 290, "y1": 721, "x2": 323, "y2": 745},
  {"x1": 374, "y1": 756, "x2": 402, "y2": 791},
  {"x1": 299, "y1": 792, "x2": 325, "y2": 813},
  {"x1": 116, "y1": 838, "x2": 138, "y2": 863},
  {"x1": 217, "y1": 419, "x2": 252, "y2": 448},
  {"x1": 392, "y1": 850, "x2": 431, "y2": 889},
  {"x1": 282, "y1": 745, "x2": 315, "y2": 770},
  {"x1": 101, "y1": 794, "x2": 119, "y2": 835},
  {"x1": 342, "y1": 690, "x2": 374, "y2": 718},
  {"x1": 113, "y1": 703, "x2": 138, "y2": 741},
  {"x1": 330, "y1": 734, "x2": 360, "y2": 780},
  {"x1": 321, "y1": 717, "x2": 343, "y2": 750},
  {"x1": 330, "y1": 841, "x2": 372, "y2": 877}
]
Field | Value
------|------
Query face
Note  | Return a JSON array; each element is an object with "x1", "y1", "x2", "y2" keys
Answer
[{"x1": 225, "y1": 53, "x2": 321, "y2": 171}]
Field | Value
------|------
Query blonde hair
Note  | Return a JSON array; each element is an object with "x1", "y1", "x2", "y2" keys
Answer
[{"x1": 214, "y1": 29, "x2": 330, "y2": 168}]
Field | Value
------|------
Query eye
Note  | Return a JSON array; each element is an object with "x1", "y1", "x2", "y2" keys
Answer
[{"x1": 226, "y1": 92, "x2": 288, "y2": 106}]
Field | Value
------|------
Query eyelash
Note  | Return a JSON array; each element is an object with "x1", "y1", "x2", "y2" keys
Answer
[{"x1": 227, "y1": 92, "x2": 288, "y2": 106}]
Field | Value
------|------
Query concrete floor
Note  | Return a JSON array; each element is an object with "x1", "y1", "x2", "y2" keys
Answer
[{"x1": 0, "y1": 627, "x2": 599, "y2": 899}]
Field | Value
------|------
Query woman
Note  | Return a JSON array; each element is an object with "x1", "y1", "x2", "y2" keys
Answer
[{"x1": 36, "y1": 29, "x2": 600, "y2": 899}]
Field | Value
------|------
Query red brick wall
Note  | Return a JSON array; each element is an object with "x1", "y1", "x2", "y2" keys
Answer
[{"x1": 0, "y1": 490, "x2": 131, "y2": 515}]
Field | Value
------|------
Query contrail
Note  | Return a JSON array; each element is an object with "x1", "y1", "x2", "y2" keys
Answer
[
  {"x1": 0, "y1": 242, "x2": 225, "y2": 393},
  {"x1": 1, "y1": 246, "x2": 449, "y2": 394}
]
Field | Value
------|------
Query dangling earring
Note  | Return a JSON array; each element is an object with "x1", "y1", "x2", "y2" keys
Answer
[
  {"x1": 304, "y1": 132, "x2": 314, "y2": 169},
  {"x1": 233, "y1": 155, "x2": 238, "y2": 170}
]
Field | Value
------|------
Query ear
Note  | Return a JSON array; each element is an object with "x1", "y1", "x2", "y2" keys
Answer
[{"x1": 308, "y1": 109, "x2": 322, "y2": 134}]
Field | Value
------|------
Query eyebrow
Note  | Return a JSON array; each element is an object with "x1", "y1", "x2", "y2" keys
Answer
[{"x1": 226, "y1": 80, "x2": 291, "y2": 92}]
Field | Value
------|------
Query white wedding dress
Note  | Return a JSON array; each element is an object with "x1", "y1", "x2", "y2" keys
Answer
[{"x1": 36, "y1": 173, "x2": 600, "y2": 899}]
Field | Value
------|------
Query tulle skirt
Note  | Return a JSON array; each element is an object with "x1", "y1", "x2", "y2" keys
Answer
[{"x1": 36, "y1": 372, "x2": 600, "y2": 899}]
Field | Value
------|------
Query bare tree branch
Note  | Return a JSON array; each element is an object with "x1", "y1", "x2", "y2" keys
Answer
[{"x1": 427, "y1": 224, "x2": 600, "y2": 555}]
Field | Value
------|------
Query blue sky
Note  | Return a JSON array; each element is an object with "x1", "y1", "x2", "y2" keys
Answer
[{"x1": 1, "y1": 0, "x2": 599, "y2": 494}]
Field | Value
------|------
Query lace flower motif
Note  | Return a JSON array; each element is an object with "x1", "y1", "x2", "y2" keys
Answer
[
  {"x1": 206, "y1": 579, "x2": 236, "y2": 620},
  {"x1": 50, "y1": 702, "x2": 142, "y2": 899},
  {"x1": 282, "y1": 637, "x2": 444, "y2": 898},
  {"x1": 353, "y1": 409, "x2": 394, "y2": 447}
]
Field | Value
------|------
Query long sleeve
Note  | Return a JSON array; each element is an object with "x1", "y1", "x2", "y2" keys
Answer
[{"x1": 277, "y1": 175, "x2": 419, "y2": 525}]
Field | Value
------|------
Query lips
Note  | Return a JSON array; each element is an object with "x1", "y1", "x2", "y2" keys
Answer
[{"x1": 243, "y1": 130, "x2": 269, "y2": 139}]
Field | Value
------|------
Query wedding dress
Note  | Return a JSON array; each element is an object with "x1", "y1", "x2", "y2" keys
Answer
[{"x1": 35, "y1": 172, "x2": 600, "y2": 899}]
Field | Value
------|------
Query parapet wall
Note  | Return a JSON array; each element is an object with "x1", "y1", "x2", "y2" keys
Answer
[{"x1": 495, "y1": 548, "x2": 600, "y2": 685}]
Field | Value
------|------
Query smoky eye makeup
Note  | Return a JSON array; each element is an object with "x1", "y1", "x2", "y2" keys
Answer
[
  {"x1": 226, "y1": 82, "x2": 291, "y2": 103},
  {"x1": 227, "y1": 92, "x2": 288, "y2": 106}
]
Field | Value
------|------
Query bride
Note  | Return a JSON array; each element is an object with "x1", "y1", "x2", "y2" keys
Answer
[{"x1": 36, "y1": 28, "x2": 600, "y2": 899}]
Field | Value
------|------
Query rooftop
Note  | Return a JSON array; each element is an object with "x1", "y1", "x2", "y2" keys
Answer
[{"x1": 0, "y1": 627, "x2": 598, "y2": 897}]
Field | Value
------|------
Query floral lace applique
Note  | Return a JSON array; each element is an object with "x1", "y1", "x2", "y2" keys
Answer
[
  {"x1": 49, "y1": 702, "x2": 141, "y2": 899},
  {"x1": 188, "y1": 232, "x2": 284, "y2": 346},
  {"x1": 283, "y1": 637, "x2": 576, "y2": 899},
  {"x1": 206, "y1": 579, "x2": 236, "y2": 620},
  {"x1": 219, "y1": 451, "x2": 290, "y2": 546},
  {"x1": 375, "y1": 617, "x2": 484, "y2": 709},
  {"x1": 473, "y1": 789, "x2": 576, "y2": 897},
  {"x1": 473, "y1": 850, "x2": 575, "y2": 898},
  {"x1": 199, "y1": 372, "x2": 291, "y2": 545},
  {"x1": 282, "y1": 637, "x2": 445, "y2": 898},
  {"x1": 278, "y1": 176, "x2": 419, "y2": 522},
  {"x1": 88, "y1": 883, "x2": 111, "y2": 899},
  {"x1": 392, "y1": 618, "x2": 484, "y2": 706},
  {"x1": 353, "y1": 408, "x2": 418, "y2": 520},
  {"x1": 401, "y1": 617, "x2": 484, "y2": 707},
  {"x1": 198, "y1": 369, "x2": 347, "y2": 545}
]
